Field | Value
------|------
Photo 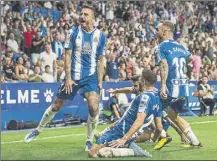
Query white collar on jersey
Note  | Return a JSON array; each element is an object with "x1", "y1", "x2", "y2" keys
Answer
[{"x1": 79, "y1": 25, "x2": 97, "y2": 34}]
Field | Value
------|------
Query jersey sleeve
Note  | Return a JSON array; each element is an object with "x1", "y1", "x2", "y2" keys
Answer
[
  {"x1": 155, "y1": 102, "x2": 162, "y2": 118},
  {"x1": 97, "y1": 32, "x2": 107, "y2": 56},
  {"x1": 64, "y1": 27, "x2": 76, "y2": 50},
  {"x1": 154, "y1": 45, "x2": 166, "y2": 66},
  {"x1": 185, "y1": 49, "x2": 192, "y2": 58},
  {"x1": 138, "y1": 94, "x2": 150, "y2": 113}
]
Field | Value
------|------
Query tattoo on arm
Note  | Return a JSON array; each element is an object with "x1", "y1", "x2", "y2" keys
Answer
[
  {"x1": 65, "y1": 49, "x2": 72, "y2": 80},
  {"x1": 160, "y1": 60, "x2": 168, "y2": 88},
  {"x1": 97, "y1": 56, "x2": 105, "y2": 84}
]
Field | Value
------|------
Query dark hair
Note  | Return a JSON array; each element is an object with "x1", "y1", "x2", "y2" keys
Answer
[
  {"x1": 16, "y1": 56, "x2": 23, "y2": 63},
  {"x1": 141, "y1": 69, "x2": 157, "y2": 86},
  {"x1": 82, "y1": 4, "x2": 96, "y2": 18},
  {"x1": 45, "y1": 65, "x2": 50, "y2": 69},
  {"x1": 131, "y1": 75, "x2": 140, "y2": 82},
  {"x1": 34, "y1": 65, "x2": 40, "y2": 69}
]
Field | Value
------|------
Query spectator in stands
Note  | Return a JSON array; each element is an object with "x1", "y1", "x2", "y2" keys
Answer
[
  {"x1": 24, "y1": 60, "x2": 34, "y2": 76},
  {"x1": 125, "y1": 57, "x2": 133, "y2": 77},
  {"x1": 1, "y1": 1, "x2": 217, "y2": 83},
  {"x1": 31, "y1": 30, "x2": 45, "y2": 65},
  {"x1": 1, "y1": 17, "x2": 7, "y2": 43},
  {"x1": 42, "y1": 65, "x2": 54, "y2": 82},
  {"x1": 6, "y1": 32, "x2": 19, "y2": 53},
  {"x1": 2, "y1": 57, "x2": 16, "y2": 82},
  {"x1": 51, "y1": 32, "x2": 64, "y2": 60},
  {"x1": 205, "y1": 40, "x2": 214, "y2": 61},
  {"x1": 38, "y1": 43, "x2": 57, "y2": 80},
  {"x1": 118, "y1": 62, "x2": 127, "y2": 81},
  {"x1": 192, "y1": 48, "x2": 202, "y2": 80},
  {"x1": 133, "y1": 57, "x2": 144, "y2": 75},
  {"x1": 28, "y1": 65, "x2": 43, "y2": 82},
  {"x1": 14, "y1": 56, "x2": 29, "y2": 81},
  {"x1": 21, "y1": 19, "x2": 42, "y2": 56},
  {"x1": 8, "y1": 20, "x2": 23, "y2": 47},
  {"x1": 106, "y1": 54, "x2": 119, "y2": 82},
  {"x1": 198, "y1": 75, "x2": 216, "y2": 115}
]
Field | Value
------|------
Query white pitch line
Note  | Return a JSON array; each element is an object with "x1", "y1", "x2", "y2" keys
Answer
[
  {"x1": 190, "y1": 120, "x2": 217, "y2": 125},
  {"x1": 1, "y1": 133, "x2": 85, "y2": 145},
  {"x1": 1, "y1": 120, "x2": 217, "y2": 145}
]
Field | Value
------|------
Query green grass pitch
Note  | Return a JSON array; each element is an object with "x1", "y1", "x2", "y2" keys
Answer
[{"x1": 1, "y1": 116, "x2": 217, "y2": 160}]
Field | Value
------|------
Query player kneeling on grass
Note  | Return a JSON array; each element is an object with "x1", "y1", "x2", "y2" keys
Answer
[{"x1": 88, "y1": 69, "x2": 164, "y2": 158}]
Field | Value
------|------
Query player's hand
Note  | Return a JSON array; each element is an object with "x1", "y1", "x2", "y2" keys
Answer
[
  {"x1": 108, "y1": 138, "x2": 127, "y2": 148},
  {"x1": 160, "y1": 86, "x2": 167, "y2": 99},
  {"x1": 62, "y1": 79, "x2": 78, "y2": 94},
  {"x1": 106, "y1": 89, "x2": 115, "y2": 94}
]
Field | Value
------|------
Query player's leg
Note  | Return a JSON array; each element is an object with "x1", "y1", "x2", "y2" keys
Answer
[
  {"x1": 24, "y1": 83, "x2": 79, "y2": 143},
  {"x1": 24, "y1": 98, "x2": 66, "y2": 143},
  {"x1": 84, "y1": 91, "x2": 99, "y2": 151},
  {"x1": 88, "y1": 144, "x2": 105, "y2": 158},
  {"x1": 134, "y1": 127, "x2": 153, "y2": 142},
  {"x1": 82, "y1": 74, "x2": 101, "y2": 151},
  {"x1": 161, "y1": 98, "x2": 189, "y2": 144},
  {"x1": 167, "y1": 104, "x2": 202, "y2": 147}
]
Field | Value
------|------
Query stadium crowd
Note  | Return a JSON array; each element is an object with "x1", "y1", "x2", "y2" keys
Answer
[{"x1": 1, "y1": 1, "x2": 217, "y2": 83}]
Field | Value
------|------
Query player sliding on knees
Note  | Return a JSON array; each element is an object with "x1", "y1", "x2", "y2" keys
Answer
[
  {"x1": 24, "y1": 4, "x2": 107, "y2": 151},
  {"x1": 94, "y1": 75, "x2": 173, "y2": 148},
  {"x1": 88, "y1": 69, "x2": 165, "y2": 158}
]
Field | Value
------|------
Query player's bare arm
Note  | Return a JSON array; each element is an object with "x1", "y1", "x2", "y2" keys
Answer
[
  {"x1": 97, "y1": 55, "x2": 105, "y2": 91},
  {"x1": 152, "y1": 117, "x2": 163, "y2": 142},
  {"x1": 63, "y1": 49, "x2": 77, "y2": 94},
  {"x1": 107, "y1": 87, "x2": 133, "y2": 94},
  {"x1": 108, "y1": 112, "x2": 146, "y2": 148},
  {"x1": 159, "y1": 60, "x2": 168, "y2": 99}
]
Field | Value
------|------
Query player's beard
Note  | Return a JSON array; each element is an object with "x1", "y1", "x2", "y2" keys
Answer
[
  {"x1": 80, "y1": 19, "x2": 94, "y2": 32},
  {"x1": 157, "y1": 35, "x2": 164, "y2": 43}
]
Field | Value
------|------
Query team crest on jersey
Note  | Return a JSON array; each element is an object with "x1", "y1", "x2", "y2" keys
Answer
[
  {"x1": 94, "y1": 37, "x2": 98, "y2": 42},
  {"x1": 82, "y1": 42, "x2": 92, "y2": 55}
]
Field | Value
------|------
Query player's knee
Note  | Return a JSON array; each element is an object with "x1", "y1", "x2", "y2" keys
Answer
[
  {"x1": 89, "y1": 108, "x2": 99, "y2": 118},
  {"x1": 52, "y1": 99, "x2": 66, "y2": 111},
  {"x1": 88, "y1": 146, "x2": 98, "y2": 158},
  {"x1": 88, "y1": 150, "x2": 94, "y2": 158},
  {"x1": 88, "y1": 100, "x2": 99, "y2": 118}
]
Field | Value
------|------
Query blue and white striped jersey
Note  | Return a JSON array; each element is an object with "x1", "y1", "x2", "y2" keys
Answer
[
  {"x1": 51, "y1": 41, "x2": 64, "y2": 60},
  {"x1": 113, "y1": 89, "x2": 162, "y2": 135},
  {"x1": 155, "y1": 40, "x2": 191, "y2": 98},
  {"x1": 64, "y1": 26, "x2": 107, "y2": 80}
]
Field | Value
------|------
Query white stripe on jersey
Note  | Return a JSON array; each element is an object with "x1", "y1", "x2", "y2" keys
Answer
[
  {"x1": 74, "y1": 26, "x2": 83, "y2": 80},
  {"x1": 186, "y1": 84, "x2": 189, "y2": 97},
  {"x1": 64, "y1": 28, "x2": 74, "y2": 48},
  {"x1": 90, "y1": 29, "x2": 101, "y2": 75},
  {"x1": 172, "y1": 84, "x2": 179, "y2": 98}
]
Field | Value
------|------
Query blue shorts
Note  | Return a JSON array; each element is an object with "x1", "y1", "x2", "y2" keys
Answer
[
  {"x1": 56, "y1": 74, "x2": 99, "y2": 100},
  {"x1": 96, "y1": 128, "x2": 123, "y2": 145},
  {"x1": 161, "y1": 96, "x2": 188, "y2": 114}
]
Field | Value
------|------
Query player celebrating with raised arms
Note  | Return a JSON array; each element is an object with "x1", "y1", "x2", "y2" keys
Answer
[{"x1": 24, "y1": 4, "x2": 106, "y2": 151}]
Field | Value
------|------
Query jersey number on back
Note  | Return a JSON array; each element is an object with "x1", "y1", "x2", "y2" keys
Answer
[{"x1": 172, "y1": 57, "x2": 186, "y2": 78}]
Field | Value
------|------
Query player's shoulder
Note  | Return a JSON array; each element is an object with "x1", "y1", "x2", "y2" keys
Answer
[
  {"x1": 136, "y1": 92, "x2": 150, "y2": 103},
  {"x1": 68, "y1": 25, "x2": 80, "y2": 34}
]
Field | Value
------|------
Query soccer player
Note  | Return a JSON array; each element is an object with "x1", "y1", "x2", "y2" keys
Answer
[
  {"x1": 24, "y1": 5, "x2": 107, "y2": 151},
  {"x1": 88, "y1": 69, "x2": 164, "y2": 158},
  {"x1": 154, "y1": 20, "x2": 202, "y2": 148}
]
